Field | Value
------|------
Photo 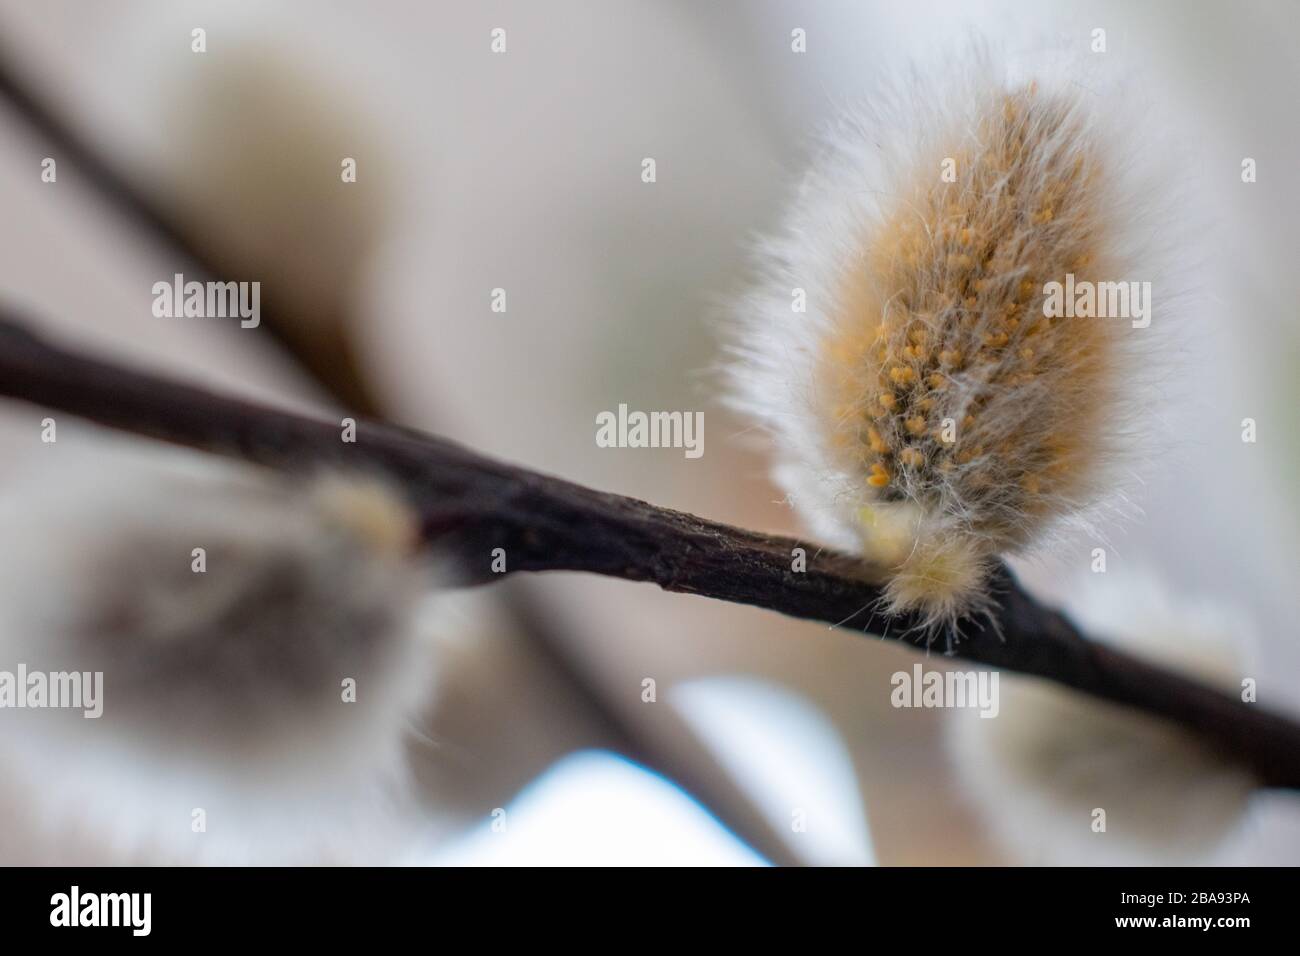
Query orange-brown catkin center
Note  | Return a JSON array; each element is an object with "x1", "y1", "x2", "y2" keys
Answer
[{"x1": 821, "y1": 86, "x2": 1117, "y2": 545}]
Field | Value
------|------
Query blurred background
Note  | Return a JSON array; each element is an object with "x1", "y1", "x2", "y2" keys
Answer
[{"x1": 0, "y1": 0, "x2": 1297, "y2": 865}]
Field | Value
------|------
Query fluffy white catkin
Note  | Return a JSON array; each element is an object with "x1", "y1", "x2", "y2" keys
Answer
[
  {"x1": 726, "y1": 50, "x2": 1166, "y2": 628},
  {"x1": 0, "y1": 445, "x2": 436, "y2": 863},
  {"x1": 944, "y1": 572, "x2": 1258, "y2": 865}
]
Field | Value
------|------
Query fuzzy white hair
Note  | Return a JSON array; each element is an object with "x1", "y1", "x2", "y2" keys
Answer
[
  {"x1": 724, "y1": 44, "x2": 1181, "y2": 630},
  {"x1": 0, "y1": 442, "x2": 436, "y2": 863}
]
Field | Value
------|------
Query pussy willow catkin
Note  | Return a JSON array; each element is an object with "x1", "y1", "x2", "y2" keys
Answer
[
  {"x1": 0, "y1": 457, "x2": 432, "y2": 759},
  {"x1": 728, "y1": 54, "x2": 1157, "y2": 629},
  {"x1": 0, "y1": 450, "x2": 438, "y2": 861}
]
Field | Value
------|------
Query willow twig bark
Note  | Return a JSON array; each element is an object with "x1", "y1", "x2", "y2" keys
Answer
[{"x1": 2, "y1": 314, "x2": 1299, "y2": 788}]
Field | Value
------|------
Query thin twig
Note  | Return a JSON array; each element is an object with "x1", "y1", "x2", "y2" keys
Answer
[{"x1": 3, "y1": 313, "x2": 1299, "y2": 788}]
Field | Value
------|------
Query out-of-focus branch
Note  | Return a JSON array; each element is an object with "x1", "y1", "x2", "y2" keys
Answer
[
  {"x1": 0, "y1": 45, "x2": 382, "y2": 414},
  {"x1": 3, "y1": 313, "x2": 1299, "y2": 789},
  {"x1": 0, "y1": 42, "x2": 807, "y2": 865}
]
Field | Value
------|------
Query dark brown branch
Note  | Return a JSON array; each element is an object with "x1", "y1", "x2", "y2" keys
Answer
[
  {"x1": 3, "y1": 313, "x2": 1300, "y2": 788},
  {"x1": 0, "y1": 46, "x2": 805, "y2": 864}
]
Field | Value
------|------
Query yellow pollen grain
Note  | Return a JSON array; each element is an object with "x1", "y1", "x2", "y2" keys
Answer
[
  {"x1": 890, "y1": 366, "x2": 917, "y2": 385},
  {"x1": 868, "y1": 463, "x2": 891, "y2": 487},
  {"x1": 899, "y1": 447, "x2": 924, "y2": 468}
]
